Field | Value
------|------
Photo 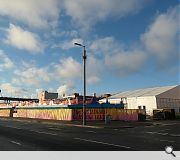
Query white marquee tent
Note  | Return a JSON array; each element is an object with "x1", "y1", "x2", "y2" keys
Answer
[{"x1": 100, "y1": 85, "x2": 180, "y2": 115}]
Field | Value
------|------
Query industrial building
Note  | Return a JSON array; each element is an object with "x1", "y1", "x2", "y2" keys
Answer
[
  {"x1": 100, "y1": 85, "x2": 180, "y2": 115},
  {"x1": 38, "y1": 91, "x2": 58, "y2": 105}
]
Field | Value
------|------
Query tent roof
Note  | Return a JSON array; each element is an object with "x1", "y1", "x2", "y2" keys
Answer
[{"x1": 109, "y1": 85, "x2": 178, "y2": 99}]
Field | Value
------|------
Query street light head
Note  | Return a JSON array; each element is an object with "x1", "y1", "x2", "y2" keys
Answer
[
  {"x1": 74, "y1": 42, "x2": 82, "y2": 47},
  {"x1": 74, "y1": 43, "x2": 85, "y2": 48}
]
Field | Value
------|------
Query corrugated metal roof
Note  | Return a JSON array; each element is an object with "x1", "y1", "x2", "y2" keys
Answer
[{"x1": 109, "y1": 85, "x2": 178, "y2": 99}]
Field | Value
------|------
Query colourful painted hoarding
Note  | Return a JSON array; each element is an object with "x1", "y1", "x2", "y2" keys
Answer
[
  {"x1": 72, "y1": 108, "x2": 105, "y2": 120},
  {"x1": 0, "y1": 108, "x2": 10, "y2": 117},
  {"x1": 13, "y1": 108, "x2": 72, "y2": 121},
  {"x1": 0, "y1": 106, "x2": 145, "y2": 121},
  {"x1": 106, "y1": 108, "x2": 139, "y2": 121}
]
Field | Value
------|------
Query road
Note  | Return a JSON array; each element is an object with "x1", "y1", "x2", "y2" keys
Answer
[{"x1": 0, "y1": 118, "x2": 179, "y2": 151}]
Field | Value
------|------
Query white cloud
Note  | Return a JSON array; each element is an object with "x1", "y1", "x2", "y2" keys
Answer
[
  {"x1": 12, "y1": 62, "x2": 51, "y2": 87},
  {"x1": 53, "y1": 57, "x2": 82, "y2": 80},
  {"x1": 4, "y1": 24, "x2": 44, "y2": 53},
  {"x1": 59, "y1": 30, "x2": 79, "y2": 38},
  {"x1": 87, "y1": 56, "x2": 102, "y2": 84},
  {"x1": 89, "y1": 37, "x2": 123, "y2": 55},
  {"x1": 53, "y1": 56, "x2": 103, "y2": 84},
  {"x1": 105, "y1": 50, "x2": 146, "y2": 76},
  {"x1": 89, "y1": 6, "x2": 179, "y2": 76},
  {"x1": 89, "y1": 36, "x2": 146, "y2": 76},
  {"x1": 0, "y1": 0, "x2": 60, "y2": 28},
  {"x1": 57, "y1": 82, "x2": 75, "y2": 97},
  {"x1": 0, "y1": 83, "x2": 26, "y2": 97},
  {"x1": 0, "y1": 50, "x2": 14, "y2": 71},
  {"x1": 63, "y1": 0, "x2": 148, "y2": 31},
  {"x1": 141, "y1": 6, "x2": 178, "y2": 61},
  {"x1": 0, "y1": 0, "x2": 148, "y2": 31}
]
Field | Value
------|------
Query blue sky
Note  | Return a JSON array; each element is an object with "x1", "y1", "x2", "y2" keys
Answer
[{"x1": 0, "y1": 0, "x2": 179, "y2": 98}]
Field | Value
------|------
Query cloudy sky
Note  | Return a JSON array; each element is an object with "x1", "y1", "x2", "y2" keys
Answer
[{"x1": 0, "y1": 0, "x2": 179, "y2": 98}]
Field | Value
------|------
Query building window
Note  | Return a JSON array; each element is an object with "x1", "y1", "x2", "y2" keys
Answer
[
  {"x1": 138, "y1": 106, "x2": 141, "y2": 109},
  {"x1": 143, "y1": 106, "x2": 146, "y2": 110}
]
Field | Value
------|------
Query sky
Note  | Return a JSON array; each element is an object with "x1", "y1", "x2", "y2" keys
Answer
[{"x1": 0, "y1": 0, "x2": 179, "y2": 98}]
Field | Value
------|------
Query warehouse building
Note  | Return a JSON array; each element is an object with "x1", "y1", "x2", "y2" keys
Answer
[{"x1": 100, "y1": 85, "x2": 180, "y2": 115}]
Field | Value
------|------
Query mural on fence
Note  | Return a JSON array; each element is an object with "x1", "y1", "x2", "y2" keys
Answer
[
  {"x1": 14, "y1": 109, "x2": 72, "y2": 121},
  {"x1": 0, "y1": 107, "x2": 144, "y2": 121},
  {"x1": 72, "y1": 108, "x2": 105, "y2": 120},
  {"x1": 72, "y1": 108, "x2": 139, "y2": 121},
  {"x1": 106, "y1": 109, "x2": 139, "y2": 121},
  {"x1": 0, "y1": 109, "x2": 10, "y2": 117}
]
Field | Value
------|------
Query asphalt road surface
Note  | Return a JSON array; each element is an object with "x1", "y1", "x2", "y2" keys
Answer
[{"x1": 0, "y1": 118, "x2": 179, "y2": 151}]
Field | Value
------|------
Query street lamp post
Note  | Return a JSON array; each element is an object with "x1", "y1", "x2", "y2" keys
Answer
[{"x1": 74, "y1": 42, "x2": 86, "y2": 125}]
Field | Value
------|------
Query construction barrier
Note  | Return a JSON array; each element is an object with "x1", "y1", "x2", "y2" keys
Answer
[
  {"x1": 0, "y1": 106, "x2": 146, "y2": 121},
  {"x1": 0, "y1": 108, "x2": 10, "y2": 117}
]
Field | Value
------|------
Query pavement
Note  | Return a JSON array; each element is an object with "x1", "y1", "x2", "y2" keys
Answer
[{"x1": 0, "y1": 116, "x2": 178, "y2": 129}]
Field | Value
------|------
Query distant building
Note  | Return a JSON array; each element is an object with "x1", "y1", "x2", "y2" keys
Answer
[
  {"x1": 38, "y1": 91, "x2": 58, "y2": 104},
  {"x1": 99, "y1": 85, "x2": 180, "y2": 115},
  {"x1": 59, "y1": 93, "x2": 98, "y2": 105}
]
